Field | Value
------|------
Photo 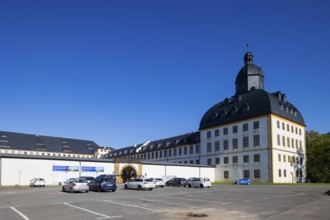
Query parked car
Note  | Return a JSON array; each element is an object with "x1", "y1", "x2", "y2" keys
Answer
[
  {"x1": 187, "y1": 177, "x2": 211, "y2": 188},
  {"x1": 235, "y1": 178, "x2": 251, "y2": 185},
  {"x1": 146, "y1": 178, "x2": 165, "y2": 188},
  {"x1": 124, "y1": 178, "x2": 155, "y2": 190},
  {"x1": 79, "y1": 176, "x2": 94, "y2": 184},
  {"x1": 89, "y1": 175, "x2": 117, "y2": 192},
  {"x1": 165, "y1": 178, "x2": 188, "y2": 187},
  {"x1": 30, "y1": 178, "x2": 45, "y2": 187},
  {"x1": 62, "y1": 178, "x2": 89, "y2": 193}
]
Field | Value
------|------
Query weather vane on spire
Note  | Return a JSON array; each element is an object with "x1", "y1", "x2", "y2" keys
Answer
[{"x1": 246, "y1": 35, "x2": 250, "y2": 52}]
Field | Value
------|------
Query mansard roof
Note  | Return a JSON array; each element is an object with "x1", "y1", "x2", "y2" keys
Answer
[{"x1": 0, "y1": 131, "x2": 99, "y2": 155}]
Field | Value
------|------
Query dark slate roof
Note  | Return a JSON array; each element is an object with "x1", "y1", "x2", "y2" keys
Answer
[
  {"x1": 199, "y1": 89, "x2": 305, "y2": 130},
  {"x1": 0, "y1": 131, "x2": 99, "y2": 155},
  {"x1": 235, "y1": 63, "x2": 264, "y2": 82},
  {"x1": 103, "y1": 132, "x2": 200, "y2": 159}
]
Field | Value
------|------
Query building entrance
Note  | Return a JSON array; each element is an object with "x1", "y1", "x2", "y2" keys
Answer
[{"x1": 120, "y1": 166, "x2": 137, "y2": 183}]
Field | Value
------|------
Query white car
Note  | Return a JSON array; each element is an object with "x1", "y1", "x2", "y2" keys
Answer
[
  {"x1": 124, "y1": 178, "x2": 155, "y2": 190},
  {"x1": 62, "y1": 178, "x2": 89, "y2": 193},
  {"x1": 146, "y1": 178, "x2": 165, "y2": 188},
  {"x1": 187, "y1": 177, "x2": 211, "y2": 188},
  {"x1": 30, "y1": 178, "x2": 45, "y2": 187}
]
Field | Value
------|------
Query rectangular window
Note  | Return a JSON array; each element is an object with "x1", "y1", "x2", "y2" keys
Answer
[
  {"x1": 295, "y1": 127, "x2": 298, "y2": 134},
  {"x1": 243, "y1": 123, "x2": 249, "y2": 131},
  {"x1": 190, "y1": 160, "x2": 193, "y2": 164},
  {"x1": 299, "y1": 128, "x2": 302, "y2": 135},
  {"x1": 283, "y1": 155, "x2": 286, "y2": 162},
  {"x1": 215, "y1": 141, "x2": 220, "y2": 151},
  {"x1": 254, "y1": 169, "x2": 260, "y2": 178},
  {"x1": 233, "y1": 138, "x2": 238, "y2": 149},
  {"x1": 224, "y1": 171, "x2": 229, "y2": 179},
  {"x1": 207, "y1": 158, "x2": 212, "y2": 165},
  {"x1": 291, "y1": 138, "x2": 294, "y2": 148},
  {"x1": 164, "y1": 150, "x2": 167, "y2": 158},
  {"x1": 155, "y1": 152, "x2": 158, "y2": 159},
  {"x1": 299, "y1": 141, "x2": 302, "y2": 149},
  {"x1": 215, "y1": 157, "x2": 220, "y2": 164},
  {"x1": 296, "y1": 140, "x2": 298, "y2": 149},
  {"x1": 291, "y1": 125, "x2": 294, "y2": 133},
  {"x1": 243, "y1": 136, "x2": 249, "y2": 148},
  {"x1": 254, "y1": 154, "x2": 260, "y2": 162},
  {"x1": 244, "y1": 170, "x2": 250, "y2": 178},
  {"x1": 279, "y1": 169, "x2": 282, "y2": 177},
  {"x1": 178, "y1": 148, "x2": 182, "y2": 156},
  {"x1": 152, "y1": 152, "x2": 154, "y2": 159},
  {"x1": 277, "y1": 120, "x2": 280, "y2": 129},
  {"x1": 287, "y1": 124, "x2": 290, "y2": 131},
  {"x1": 223, "y1": 127, "x2": 228, "y2": 135},
  {"x1": 253, "y1": 135, "x2": 260, "y2": 146},
  {"x1": 278, "y1": 154, "x2": 281, "y2": 161},
  {"x1": 184, "y1": 147, "x2": 188, "y2": 155},
  {"x1": 224, "y1": 140, "x2": 229, "y2": 150},
  {"x1": 233, "y1": 125, "x2": 238, "y2": 134},
  {"x1": 159, "y1": 151, "x2": 162, "y2": 158},
  {"x1": 195, "y1": 160, "x2": 200, "y2": 164},
  {"x1": 189, "y1": 145, "x2": 194, "y2": 154},
  {"x1": 282, "y1": 122, "x2": 285, "y2": 130},
  {"x1": 207, "y1": 143, "x2": 212, "y2": 153},
  {"x1": 253, "y1": 121, "x2": 259, "y2": 129},
  {"x1": 224, "y1": 157, "x2": 229, "y2": 164},
  {"x1": 284, "y1": 169, "x2": 287, "y2": 177},
  {"x1": 215, "y1": 129, "x2": 219, "y2": 137},
  {"x1": 287, "y1": 137, "x2": 290, "y2": 148},
  {"x1": 282, "y1": 136, "x2": 286, "y2": 147},
  {"x1": 207, "y1": 131, "x2": 211, "y2": 139},
  {"x1": 277, "y1": 135, "x2": 281, "y2": 146},
  {"x1": 195, "y1": 145, "x2": 200, "y2": 154},
  {"x1": 168, "y1": 149, "x2": 172, "y2": 157},
  {"x1": 244, "y1": 155, "x2": 249, "y2": 163},
  {"x1": 173, "y1": 149, "x2": 177, "y2": 156},
  {"x1": 233, "y1": 156, "x2": 238, "y2": 164}
]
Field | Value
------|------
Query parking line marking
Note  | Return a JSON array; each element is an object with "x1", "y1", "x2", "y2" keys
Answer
[
  {"x1": 10, "y1": 207, "x2": 30, "y2": 220},
  {"x1": 165, "y1": 196, "x2": 229, "y2": 205},
  {"x1": 63, "y1": 203, "x2": 122, "y2": 219},
  {"x1": 103, "y1": 200, "x2": 156, "y2": 212},
  {"x1": 139, "y1": 198, "x2": 197, "y2": 208}
]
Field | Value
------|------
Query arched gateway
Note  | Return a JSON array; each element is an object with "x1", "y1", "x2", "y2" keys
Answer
[{"x1": 120, "y1": 165, "x2": 137, "y2": 183}]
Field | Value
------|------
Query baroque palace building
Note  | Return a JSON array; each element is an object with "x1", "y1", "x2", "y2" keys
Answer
[{"x1": 104, "y1": 51, "x2": 306, "y2": 183}]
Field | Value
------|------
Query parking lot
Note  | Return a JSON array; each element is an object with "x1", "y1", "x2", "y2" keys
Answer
[{"x1": 0, "y1": 184, "x2": 329, "y2": 220}]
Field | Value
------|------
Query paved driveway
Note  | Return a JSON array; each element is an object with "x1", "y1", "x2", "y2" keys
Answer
[{"x1": 0, "y1": 184, "x2": 329, "y2": 220}]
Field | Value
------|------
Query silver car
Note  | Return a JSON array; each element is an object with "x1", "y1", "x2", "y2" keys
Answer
[
  {"x1": 187, "y1": 177, "x2": 212, "y2": 188},
  {"x1": 62, "y1": 178, "x2": 89, "y2": 193},
  {"x1": 124, "y1": 178, "x2": 155, "y2": 190}
]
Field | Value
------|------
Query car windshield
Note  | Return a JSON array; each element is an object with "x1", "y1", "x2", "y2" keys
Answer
[
  {"x1": 155, "y1": 178, "x2": 163, "y2": 181},
  {"x1": 76, "y1": 178, "x2": 87, "y2": 183},
  {"x1": 204, "y1": 178, "x2": 210, "y2": 181},
  {"x1": 103, "y1": 178, "x2": 115, "y2": 183},
  {"x1": 144, "y1": 178, "x2": 153, "y2": 182}
]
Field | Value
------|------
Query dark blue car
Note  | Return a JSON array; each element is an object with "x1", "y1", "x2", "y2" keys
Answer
[
  {"x1": 235, "y1": 178, "x2": 251, "y2": 185},
  {"x1": 89, "y1": 175, "x2": 117, "y2": 192}
]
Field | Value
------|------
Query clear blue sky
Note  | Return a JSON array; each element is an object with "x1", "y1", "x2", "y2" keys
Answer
[{"x1": 1, "y1": 0, "x2": 329, "y2": 148}]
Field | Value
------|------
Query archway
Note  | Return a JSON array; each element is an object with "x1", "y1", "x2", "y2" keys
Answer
[{"x1": 121, "y1": 166, "x2": 137, "y2": 183}]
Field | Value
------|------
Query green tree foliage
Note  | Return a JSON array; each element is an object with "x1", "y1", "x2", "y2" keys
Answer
[{"x1": 306, "y1": 130, "x2": 330, "y2": 183}]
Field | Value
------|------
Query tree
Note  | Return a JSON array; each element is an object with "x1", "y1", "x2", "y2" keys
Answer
[{"x1": 306, "y1": 130, "x2": 330, "y2": 183}]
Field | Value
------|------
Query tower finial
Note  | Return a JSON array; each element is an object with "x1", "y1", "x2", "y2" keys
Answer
[{"x1": 246, "y1": 35, "x2": 250, "y2": 52}]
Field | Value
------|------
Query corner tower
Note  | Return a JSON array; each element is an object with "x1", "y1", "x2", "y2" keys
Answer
[{"x1": 235, "y1": 52, "x2": 264, "y2": 94}]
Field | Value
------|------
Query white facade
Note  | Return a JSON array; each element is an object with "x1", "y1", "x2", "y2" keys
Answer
[{"x1": 0, "y1": 157, "x2": 215, "y2": 186}]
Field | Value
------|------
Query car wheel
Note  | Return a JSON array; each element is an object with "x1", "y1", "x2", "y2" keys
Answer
[
  {"x1": 138, "y1": 185, "x2": 142, "y2": 190},
  {"x1": 200, "y1": 184, "x2": 204, "y2": 188},
  {"x1": 124, "y1": 184, "x2": 128, "y2": 189},
  {"x1": 62, "y1": 186, "x2": 65, "y2": 192},
  {"x1": 188, "y1": 184, "x2": 191, "y2": 188},
  {"x1": 112, "y1": 189, "x2": 116, "y2": 192},
  {"x1": 149, "y1": 188, "x2": 152, "y2": 191},
  {"x1": 161, "y1": 186, "x2": 164, "y2": 188},
  {"x1": 70, "y1": 188, "x2": 74, "y2": 194},
  {"x1": 85, "y1": 190, "x2": 89, "y2": 193}
]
